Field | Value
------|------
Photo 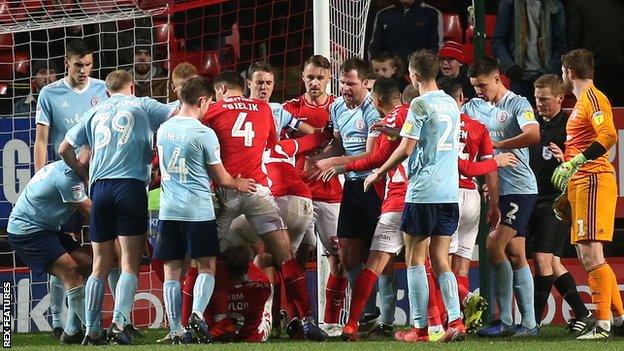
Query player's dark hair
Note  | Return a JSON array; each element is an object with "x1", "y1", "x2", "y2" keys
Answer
[
  {"x1": 247, "y1": 61, "x2": 273, "y2": 78},
  {"x1": 65, "y1": 39, "x2": 92, "y2": 58},
  {"x1": 213, "y1": 70, "x2": 245, "y2": 91},
  {"x1": 534, "y1": 74, "x2": 566, "y2": 96},
  {"x1": 221, "y1": 245, "x2": 254, "y2": 279},
  {"x1": 468, "y1": 56, "x2": 501, "y2": 78},
  {"x1": 340, "y1": 57, "x2": 370, "y2": 81},
  {"x1": 180, "y1": 76, "x2": 215, "y2": 105},
  {"x1": 372, "y1": 77, "x2": 401, "y2": 104},
  {"x1": 562, "y1": 49, "x2": 594, "y2": 80},
  {"x1": 408, "y1": 49, "x2": 439, "y2": 81},
  {"x1": 304, "y1": 54, "x2": 331, "y2": 70},
  {"x1": 402, "y1": 84, "x2": 419, "y2": 104},
  {"x1": 105, "y1": 70, "x2": 133, "y2": 92},
  {"x1": 437, "y1": 77, "x2": 463, "y2": 99}
]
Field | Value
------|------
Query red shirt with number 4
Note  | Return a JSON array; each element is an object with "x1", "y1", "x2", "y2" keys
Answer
[{"x1": 203, "y1": 96, "x2": 276, "y2": 186}]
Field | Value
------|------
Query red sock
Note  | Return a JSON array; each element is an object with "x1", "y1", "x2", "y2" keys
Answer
[
  {"x1": 324, "y1": 274, "x2": 348, "y2": 324},
  {"x1": 181, "y1": 266, "x2": 198, "y2": 326},
  {"x1": 272, "y1": 272, "x2": 283, "y2": 321},
  {"x1": 425, "y1": 260, "x2": 442, "y2": 327},
  {"x1": 281, "y1": 258, "x2": 311, "y2": 318},
  {"x1": 455, "y1": 274, "x2": 470, "y2": 306},
  {"x1": 151, "y1": 258, "x2": 164, "y2": 283},
  {"x1": 345, "y1": 269, "x2": 377, "y2": 328}
]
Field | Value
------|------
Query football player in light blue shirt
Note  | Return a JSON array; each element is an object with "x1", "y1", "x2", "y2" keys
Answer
[
  {"x1": 7, "y1": 155, "x2": 91, "y2": 343},
  {"x1": 307, "y1": 58, "x2": 382, "y2": 320},
  {"x1": 462, "y1": 57, "x2": 540, "y2": 337},
  {"x1": 155, "y1": 76, "x2": 255, "y2": 342},
  {"x1": 32, "y1": 38, "x2": 107, "y2": 339},
  {"x1": 246, "y1": 61, "x2": 315, "y2": 138},
  {"x1": 364, "y1": 50, "x2": 465, "y2": 341},
  {"x1": 59, "y1": 70, "x2": 175, "y2": 344}
]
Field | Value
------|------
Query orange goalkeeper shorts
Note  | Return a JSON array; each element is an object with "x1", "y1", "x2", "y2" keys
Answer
[{"x1": 567, "y1": 172, "x2": 617, "y2": 243}]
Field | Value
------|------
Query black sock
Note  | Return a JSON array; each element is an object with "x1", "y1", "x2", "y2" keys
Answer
[
  {"x1": 554, "y1": 272, "x2": 590, "y2": 318},
  {"x1": 534, "y1": 274, "x2": 555, "y2": 324}
]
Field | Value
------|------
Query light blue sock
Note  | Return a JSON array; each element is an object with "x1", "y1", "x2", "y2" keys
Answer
[
  {"x1": 406, "y1": 265, "x2": 428, "y2": 328},
  {"x1": 49, "y1": 275, "x2": 65, "y2": 329},
  {"x1": 438, "y1": 271, "x2": 461, "y2": 323},
  {"x1": 64, "y1": 286, "x2": 85, "y2": 335},
  {"x1": 514, "y1": 266, "x2": 537, "y2": 329},
  {"x1": 112, "y1": 273, "x2": 138, "y2": 326},
  {"x1": 192, "y1": 273, "x2": 215, "y2": 317},
  {"x1": 108, "y1": 267, "x2": 121, "y2": 300},
  {"x1": 164, "y1": 280, "x2": 182, "y2": 333},
  {"x1": 492, "y1": 260, "x2": 513, "y2": 326},
  {"x1": 85, "y1": 277, "x2": 105, "y2": 337},
  {"x1": 378, "y1": 274, "x2": 398, "y2": 325}
]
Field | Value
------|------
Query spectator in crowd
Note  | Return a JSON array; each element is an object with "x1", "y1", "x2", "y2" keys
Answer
[
  {"x1": 14, "y1": 60, "x2": 59, "y2": 116},
  {"x1": 492, "y1": 0, "x2": 567, "y2": 105},
  {"x1": 128, "y1": 38, "x2": 169, "y2": 103},
  {"x1": 567, "y1": 0, "x2": 624, "y2": 106},
  {"x1": 437, "y1": 41, "x2": 475, "y2": 100},
  {"x1": 371, "y1": 52, "x2": 408, "y2": 91},
  {"x1": 369, "y1": 0, "x2": 442, "y2": 65}
]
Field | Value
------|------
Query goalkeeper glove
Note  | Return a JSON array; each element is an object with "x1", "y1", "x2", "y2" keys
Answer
[{"x1": 551, "y1": 153, "x2": 587, "y2": 191}]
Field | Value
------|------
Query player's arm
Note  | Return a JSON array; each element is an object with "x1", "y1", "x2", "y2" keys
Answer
[
  {"x1": 364, "y1": 136, "x2": 416, "y2": 191},
  {"x1": 317, "y1": 135, "x2": 378, "y2": 170},
  {"x1": 275, "y1": 130, "x2": 333, "y2": 157},
  {"x1": 493, "y1": 106, "x2": 540, "y2": 149},
  {"x1": 59, "y1": 123, "x2": 89, "y2": 181},
  {"x1": 34, "y1": 124, "x2": 50, "y2": 172},
  {"x1": 73, "y1": 198, "x2": 92, "y2": 219},
  {"x1": 208, "y1": 164, "x2": 256, "y2": 193},
  {"x1": 484, "y1": 171, "x2": 501, "y2": 228}
]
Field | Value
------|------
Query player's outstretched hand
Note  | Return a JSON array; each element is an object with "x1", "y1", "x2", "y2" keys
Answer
[
  {"x1": 235, "y1": 174, "x2": 257, "y2": 194},
  {"x1": 371, "y1": 121, "x2": 400, "y2": 138},
  {"x1": 315, "y1": 157, "x2": 339, "y2": 174},
  {"x1": 363, "y1": 171, "x2": 382, "y2": 192},
  {"x1": 487, "y1": 203, "x2": 501, "y2": 229},
  {"x1": 321, "y1": 165, "x2": 346, "y2": 182},
  {"x1": 494, "y1": 152, "x2": 518, "y2": 167},
  {"x1": 548, "y1": 142, "x2": 565, "y2": 163},
  {"x1": 305, "y1": 156, "x2": 323, "y2": 180}
]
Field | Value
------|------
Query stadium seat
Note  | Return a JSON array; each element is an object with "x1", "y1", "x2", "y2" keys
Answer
[
  {"x1": 442, "y1": 13, "x2": 462, "y2": 43},
  {"x1": 0, "y1": 33, "x2": 13, "y2": 48},
  {"x1": 225, "y1": 23, "x2": 240, "y2": 60},
  {"x1": 202, "y1": 51, "x2": 221, "y2": 78},
  {"x1": 0, "y1": 82, "x2": 7, "y2": 95},
  {"x1": 0, "y1": 52, "x2": 29, "y2": 80},
  {"x1": 154, "y1": 20, "x2": 180, "y2": 51},
  {"x1": 462, "y1": 43, "x2": 474, "y2": 65}
]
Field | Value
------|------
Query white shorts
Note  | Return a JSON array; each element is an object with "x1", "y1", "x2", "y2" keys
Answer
[
  {"x1": 370, "y1": 211, "x2": 404, "y2": 254},
  {"x1": 449, "y1": 187, "x2": 481, "y2": 259},
  {"x1": 300, "y1": 221, "x2": 316, "y2": 248},
  {"x1": 216, "y1": 184, "x2": 286, "y2": 237},
  {"x1": 220, "y1": 215, "x2": 257, "y2": 251},
  {"x1": 313, "y1": 201, "x2": 340, "y2": 255},
  {"x1": 275, "y1": 195, "x2": 314, "y2": 252}
]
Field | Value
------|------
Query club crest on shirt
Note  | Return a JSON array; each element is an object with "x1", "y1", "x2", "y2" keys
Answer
[
  {"x1": 496, "y1": 111, "x2": 508, "y2": 122},
  {"x1": 91, "y1": 97, "x2": 101, "y2": 106},
  {"x1": 542, "y1": 146, "x2": 552, "y2": 160},
  {"x1": 355, "y1": 117, "x2": 365, "y2": 131},
  {"x1": 71, "y1": 184, "x2": 84, "y2": 200}
]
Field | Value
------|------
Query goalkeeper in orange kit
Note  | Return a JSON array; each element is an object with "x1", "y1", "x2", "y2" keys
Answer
[{"x1": 552, "y1": 49, "x2": 624, "y2": 339}]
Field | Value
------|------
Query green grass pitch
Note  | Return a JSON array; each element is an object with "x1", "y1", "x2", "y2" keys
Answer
[{"x1": 9, "y1": 326, "x2": 624, "y2": 351}]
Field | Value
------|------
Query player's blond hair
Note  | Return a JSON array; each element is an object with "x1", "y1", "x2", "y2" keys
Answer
[
  {"x1": 534, "y1": 74, "x2": 566, "y2": 96},
  {"x1": 105, "y1": 70, "x2": 133, "y2": 92},
  {"x1": 171, "y1": 62, "x2": 198, "y2": 87}
]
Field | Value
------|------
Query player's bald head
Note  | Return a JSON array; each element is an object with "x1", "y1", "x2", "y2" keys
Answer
[{"x1": 105, "y1": 70, "x2": 134, "y2": 93}]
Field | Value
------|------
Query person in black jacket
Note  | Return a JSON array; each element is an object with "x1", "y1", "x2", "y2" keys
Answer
[
  {"x1": 368, "y1": 0, "x2": 441, "y2": 65},
  {"x1": 527, "y1": 74, "x2": 594, "y2": 332},
  {"x1": 567, "y1": 0, "x2": 624, "y2": 105}
]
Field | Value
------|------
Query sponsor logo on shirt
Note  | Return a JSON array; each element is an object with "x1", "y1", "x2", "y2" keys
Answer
[{"x1": 61, "y1": 101, "x2": 70, "y2": 108}]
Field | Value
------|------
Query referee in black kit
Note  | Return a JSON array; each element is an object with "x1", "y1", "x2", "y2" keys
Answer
[{"x1": 527, "y1": 74, "x2": 594, "y2": 332}]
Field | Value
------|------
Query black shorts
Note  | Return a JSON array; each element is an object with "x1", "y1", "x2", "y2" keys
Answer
[
  {"x1": 337, "y1": 179, "x2": 381, "y2": 239},
  {"x1": 90, "y1": 179, "x2": 148, "y2": 243},
  {"x1": 527, "y1": 194, "x2": 568, "y2": 256},
  {"x1": 154, "y1": 220, "x2": 219, "y2": 260},
  {"x1": 401, "y1": 203, "x2": 459, "y2": 237},
  {"x1": 8, "y1": 231, "x2": 81, "y2": 276},
  {"x1": 499, "y1": 194, "x2": 537, "y2": 237}
]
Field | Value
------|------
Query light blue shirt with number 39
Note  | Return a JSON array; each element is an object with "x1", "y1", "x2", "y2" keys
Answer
[
  {"x1": 65, "y1": 93, "x2": 175, "y2": 186},
  {"x1": 399, "y1": 90, "x2": 460, "y2": 204}
]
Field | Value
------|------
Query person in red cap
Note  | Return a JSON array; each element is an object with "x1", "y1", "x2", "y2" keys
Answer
[{"x1": 437, "y1": 40, "x2": 475, "y2": 100}]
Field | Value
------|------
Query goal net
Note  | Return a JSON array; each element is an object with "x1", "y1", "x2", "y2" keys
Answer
[{"x1": 0, "y1": 0, "x2": 313, "y2": 332}]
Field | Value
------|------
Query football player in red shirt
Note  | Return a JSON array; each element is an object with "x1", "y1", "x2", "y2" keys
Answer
[
  {"x1": 203, "y1": 71, "x2": 326, "y2": 341},
  {"x1": 282, "y1": 55, "x2": 348, "y2": 326}
]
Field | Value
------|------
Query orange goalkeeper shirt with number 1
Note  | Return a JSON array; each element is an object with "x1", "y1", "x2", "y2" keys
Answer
[{"x1": 565, "y1": 84, "x2": 617, "y2": 180}]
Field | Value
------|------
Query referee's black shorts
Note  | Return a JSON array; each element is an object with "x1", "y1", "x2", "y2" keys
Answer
[{"x1": 337, "y1": 179, "x2": 381, "y2": 240}]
